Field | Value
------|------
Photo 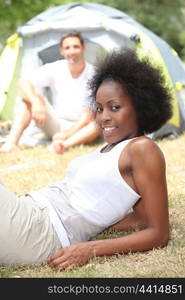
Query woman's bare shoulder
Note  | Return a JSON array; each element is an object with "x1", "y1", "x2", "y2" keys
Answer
[
  {"x1": 130, "y1": 136, "x2": 162, "y2": 151},
  {"x1": 127, "y1": 136, "x2": 165, "y2": 163}
]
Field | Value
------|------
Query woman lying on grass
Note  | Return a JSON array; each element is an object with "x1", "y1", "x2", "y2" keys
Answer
[{"x1": 0, "y1": 48, "x2": 172, "y2": 270}]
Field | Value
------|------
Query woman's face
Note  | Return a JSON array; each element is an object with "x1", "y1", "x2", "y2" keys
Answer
[{"x1": 95, "y1": 80, "x2": 140, "y2": 144}]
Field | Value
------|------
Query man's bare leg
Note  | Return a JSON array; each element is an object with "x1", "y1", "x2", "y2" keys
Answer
[
  {"x1": 49, "y1": 122, "x2": 101, "y2": 154},
  {"x1": 0, "y1": 101, "x2": 32, "y2": 152}
]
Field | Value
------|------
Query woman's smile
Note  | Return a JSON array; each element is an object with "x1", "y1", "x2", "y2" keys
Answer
[
  {"x1": 102, "y1": 126, "x2": 118, "y2": 136},
  {"x1": 95, "y1": 80, "x2": 140, "y2": 144}
]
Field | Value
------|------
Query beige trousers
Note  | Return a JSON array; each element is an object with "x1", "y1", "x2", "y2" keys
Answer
[{"x1": 0, "y1": 181, "x2": 61, "y2": 266}]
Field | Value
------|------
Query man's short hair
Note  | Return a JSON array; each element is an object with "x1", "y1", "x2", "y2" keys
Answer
[{"x1": 60, "y1": 32, "x2": 84, "y2": 47}]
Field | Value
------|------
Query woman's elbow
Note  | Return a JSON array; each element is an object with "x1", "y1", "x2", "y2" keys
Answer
[{"x1": 154, "y1": 228, "x2": 170, "y2": 249}]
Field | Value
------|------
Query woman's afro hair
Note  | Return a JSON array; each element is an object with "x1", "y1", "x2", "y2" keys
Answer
[{"x1": 88, "y1": 48, "x2": 173, "y2": 134}]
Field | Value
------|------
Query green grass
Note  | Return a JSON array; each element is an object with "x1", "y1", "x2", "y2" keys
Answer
[{"x1": 0, "y1": 134, "x2": 185, "y2": 278}]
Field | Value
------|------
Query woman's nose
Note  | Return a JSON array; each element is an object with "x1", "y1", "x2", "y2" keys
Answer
[{"x1": 102, "y1": 109, "x2": 111, "y2": 121}]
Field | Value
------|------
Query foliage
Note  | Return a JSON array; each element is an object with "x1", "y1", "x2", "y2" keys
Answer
[
  {"x1": 0, "y1": 0, "x2": 185, "y2": 58},
  {"x1": 94, "y1": 0, "x2": 185, "y2": 59}
]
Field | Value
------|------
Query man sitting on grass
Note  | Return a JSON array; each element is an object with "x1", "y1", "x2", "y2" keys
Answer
[{"x1": 0, "y1": 31, "x2": 100, "y2": 154}]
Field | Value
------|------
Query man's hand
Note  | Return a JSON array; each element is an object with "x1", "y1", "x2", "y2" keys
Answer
[
  {"x1": 47, "y1": 242, "x2": 94, "y2": 270},
  {"x1": 31, "y1": 101, "x2": 47, "y2": 127}
]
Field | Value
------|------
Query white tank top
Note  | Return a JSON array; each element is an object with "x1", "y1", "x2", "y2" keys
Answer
[
  {"x1": 29, "y1": 138, "x2": 141, "y2": 246},
  {"x1": 62, "y1": 138, "x2": 140, "y2": 225}
]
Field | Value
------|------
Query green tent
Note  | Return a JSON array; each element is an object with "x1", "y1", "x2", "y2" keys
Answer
[{"x1": 1, "y1": 2, "x2": 185, "y2": 138}]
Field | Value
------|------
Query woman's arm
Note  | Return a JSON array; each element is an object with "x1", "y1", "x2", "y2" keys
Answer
[
  {"x1": 48, "y1": 138, "x2": 169, "y2": 270},
  {"x1": 106, "y1": 205, "x2": 147, "y2": 233}
]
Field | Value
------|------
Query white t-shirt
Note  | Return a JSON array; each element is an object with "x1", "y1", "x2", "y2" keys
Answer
[{"x1": 28, "y1": 60, "x2": 94, "y2": 121}]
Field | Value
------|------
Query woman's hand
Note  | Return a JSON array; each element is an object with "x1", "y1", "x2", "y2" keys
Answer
[{"x1": 47, "y1": 242, "x2": 94, "y2": 270}]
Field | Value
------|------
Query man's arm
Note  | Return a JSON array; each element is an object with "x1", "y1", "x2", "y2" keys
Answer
[
  {"x1": 17, "y1": 80, "x2": 47, "y2": 126},
  {"x1": 17, "y1": 80, "x2": 44, "y2": 104},
  {"x1": 66, "y1": 110, "x2": 95, "y2": 136},
  {"x1": 53, "y1": 110, "x2": 95, "y2": 140}
]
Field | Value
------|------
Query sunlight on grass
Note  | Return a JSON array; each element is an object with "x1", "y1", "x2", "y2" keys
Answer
[{"x1": 0, "y1": 134, "x2": 185, "y2": 278}]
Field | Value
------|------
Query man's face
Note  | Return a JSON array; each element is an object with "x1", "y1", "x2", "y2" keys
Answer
[{"x1": 60, "y1": 37, "x2": 85, "y2": 64}]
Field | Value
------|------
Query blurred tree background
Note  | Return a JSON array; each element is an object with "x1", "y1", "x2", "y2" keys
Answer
[{"x1": 0, "y1": 0, "x2": 185, "y2": 59}]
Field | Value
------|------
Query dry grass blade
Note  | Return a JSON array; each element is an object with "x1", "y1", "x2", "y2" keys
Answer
[{"x1": 0, "y1": 134, "x2": 185, "y2": 278}]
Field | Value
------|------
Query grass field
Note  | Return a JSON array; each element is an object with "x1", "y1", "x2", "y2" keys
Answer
[{"x1": 0, "y1": 134, "x2": 184, "y2": 278}]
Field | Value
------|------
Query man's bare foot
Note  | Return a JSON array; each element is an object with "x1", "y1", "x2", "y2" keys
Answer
[
  {"x1": 0, "y1": 142, "x2": 20, "y2": 153},
  {"x1": 48, "y1": 140, "x2": 67, "y2": 154}
]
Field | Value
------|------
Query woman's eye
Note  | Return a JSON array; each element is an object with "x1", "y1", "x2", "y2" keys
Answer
[
  {"x1": 112, "y1": 105, "x2": 120, "y2": 111},
  {"x1": 96, "y1": 107, "x2": 102, "y2": 113}
]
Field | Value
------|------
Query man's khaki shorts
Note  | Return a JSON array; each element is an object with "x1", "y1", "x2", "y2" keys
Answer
[
  {"x1": 0, "y1": 181, "x2": 61, "y2": 266},
  {"x1": 41, "y1": 100, "x2": 76, "y2": 138}
]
